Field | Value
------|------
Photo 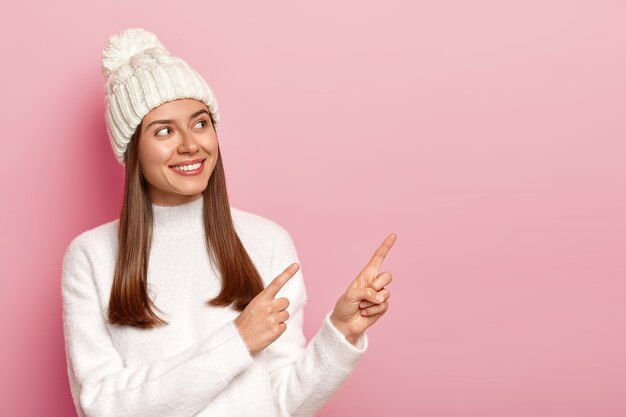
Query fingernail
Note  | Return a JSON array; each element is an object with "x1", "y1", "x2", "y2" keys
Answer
[{"x1": 376, "y1": 294, "x2": 384, "y2": 302}]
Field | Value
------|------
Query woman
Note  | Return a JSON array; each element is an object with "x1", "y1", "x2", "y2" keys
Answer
[{"x1": 62, "y1": 28, "x2": 396, "y2": 417}]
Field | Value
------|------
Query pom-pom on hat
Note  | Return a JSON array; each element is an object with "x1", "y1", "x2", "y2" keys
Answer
[{"x1": 102, "y1": 28, "x2": 220, "y2": 165}]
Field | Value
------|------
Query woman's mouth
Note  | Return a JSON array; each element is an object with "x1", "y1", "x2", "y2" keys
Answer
[{"x1": 169, "y1": 159, "x2": 206, "y2": 176}]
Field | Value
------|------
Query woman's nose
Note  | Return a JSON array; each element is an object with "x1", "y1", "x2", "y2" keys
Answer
[{"x1": 178, "y1": 129, "x2": 199, "y2": 153}]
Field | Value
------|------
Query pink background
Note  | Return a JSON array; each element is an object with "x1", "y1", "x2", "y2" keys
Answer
[{"x1": 1, "y1": 1, "x2": 625, "y2": 416}]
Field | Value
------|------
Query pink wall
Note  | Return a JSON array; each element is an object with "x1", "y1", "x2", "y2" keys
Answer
[{"x1": 1, "y1": 1, "x2": 624, "y2": 416}]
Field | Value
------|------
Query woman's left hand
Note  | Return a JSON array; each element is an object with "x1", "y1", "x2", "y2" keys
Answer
[{"x1": 330, "y1": 233, "x2": 397, "y2": 344}]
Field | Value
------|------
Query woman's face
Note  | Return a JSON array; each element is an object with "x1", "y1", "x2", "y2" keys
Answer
[{"x1": 138, "y1": 98, "x2": 218, "y2": 206}]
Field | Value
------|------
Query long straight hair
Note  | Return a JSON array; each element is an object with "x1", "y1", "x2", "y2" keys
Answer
[{"x1": 107, "y1": 118, "x2": 265, "y2": 328}]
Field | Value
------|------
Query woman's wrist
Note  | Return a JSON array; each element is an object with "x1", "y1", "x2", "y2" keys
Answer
[{"x1": 329, "y1": 313, "x2": 360, "y2": 345}]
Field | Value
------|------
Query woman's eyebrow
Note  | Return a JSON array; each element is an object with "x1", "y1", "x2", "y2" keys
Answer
[{"x1": 144, "y1": 109, "x2": 210, "y2": 132}]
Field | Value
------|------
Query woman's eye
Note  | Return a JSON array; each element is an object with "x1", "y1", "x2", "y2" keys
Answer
[
  {"x1": 155, "y1": 127, "x2": 172, "y2": 137},
  {"x1": 155, "y1": 120, "x2": 206, "y2": 137}
]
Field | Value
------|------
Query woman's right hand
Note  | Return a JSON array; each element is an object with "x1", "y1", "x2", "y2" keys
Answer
[{"x1": 234, "y1": 263, "x2": 300, "y2": 355}]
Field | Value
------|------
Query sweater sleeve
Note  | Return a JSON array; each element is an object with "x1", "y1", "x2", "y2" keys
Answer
[
  {"x1": 265, "y1": 227, "x2": 368, "y2": 417},
  {"x1": 61, "y1": 238, "x2": 254, "y2": 417}
]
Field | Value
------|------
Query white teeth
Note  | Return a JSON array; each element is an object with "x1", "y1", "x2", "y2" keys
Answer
[{"x1": 172, "y1": 162, "x2": 201, "y2": 171}]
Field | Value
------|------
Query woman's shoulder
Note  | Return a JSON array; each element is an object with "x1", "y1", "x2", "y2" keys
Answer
[
  {"x1": 230, "y1": 207, "x2": 302, "y2": 287},
  {"x1": 63, "y1": 218, "x2": 119, "y2": 260},
  {"x1": 230, "y1": 206, "x2": 289, "y2": 237}
]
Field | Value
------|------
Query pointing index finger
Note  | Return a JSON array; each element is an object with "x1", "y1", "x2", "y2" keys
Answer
[
  {"x1": 365, "y1": 233, "x2": 397, "y2": 271},
  {"x1": 265, "y1": 263, "x2": 300, "y2": 299}
]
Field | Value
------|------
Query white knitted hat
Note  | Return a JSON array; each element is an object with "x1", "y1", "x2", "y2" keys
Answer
[{"x1": 102, "y1": 28, "x2": 220, "y2": 165}]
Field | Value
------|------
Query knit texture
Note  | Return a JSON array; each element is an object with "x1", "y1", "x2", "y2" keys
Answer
[
  {"x1": 61, "y1": 197, "x2": 368, "y2": 417},
  {"x1": 102, "y1": 28, "x2": 220, "y2": 165}
]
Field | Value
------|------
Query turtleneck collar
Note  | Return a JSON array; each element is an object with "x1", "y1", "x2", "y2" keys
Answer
[{"x1": 152, "y1": 196, "x2": 205, "y2": 236}]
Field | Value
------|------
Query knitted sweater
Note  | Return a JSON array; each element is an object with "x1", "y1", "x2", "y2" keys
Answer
[{"x1": 61, "y1": 196, "x2": 368, "y2": 417}]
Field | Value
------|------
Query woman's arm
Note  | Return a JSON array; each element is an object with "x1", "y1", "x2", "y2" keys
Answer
[
  {"x1": 264, "y1": 228, "x2": 368, "y2": 417},
  {"x1": 61, "y1": 239, "x2": 254, "y2": 417}
]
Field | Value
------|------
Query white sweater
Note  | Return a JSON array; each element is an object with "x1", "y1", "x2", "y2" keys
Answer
[{"x1": 61, "y1": 196, "x2": 368, "y2": 417}]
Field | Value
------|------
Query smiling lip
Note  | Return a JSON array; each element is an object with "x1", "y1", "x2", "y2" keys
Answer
[
  {"x1": 169, "y1": 158, "x2": 206, "y2": 167},
  {"x1": 169, "y1": 159, "x2": 206, "y2": 176}
]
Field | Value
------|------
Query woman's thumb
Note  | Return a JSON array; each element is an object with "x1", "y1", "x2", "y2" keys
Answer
[{"x1": 347, "y1": 286, "x2": 383, "y2": 304}]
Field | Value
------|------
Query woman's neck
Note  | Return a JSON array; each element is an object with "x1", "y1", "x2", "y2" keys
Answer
[{"x1": 151, "y1": 195, "x2": 204, "y2": 236}]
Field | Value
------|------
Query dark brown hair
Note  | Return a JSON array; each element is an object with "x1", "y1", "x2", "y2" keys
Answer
[{"x1": 107, "y1": 116, "x2": 265, "y2": 328}]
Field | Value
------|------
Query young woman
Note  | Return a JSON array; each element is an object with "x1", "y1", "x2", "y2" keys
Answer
[{"x1": 61, "y1": 28, "x2": 396, "y2": 417}]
